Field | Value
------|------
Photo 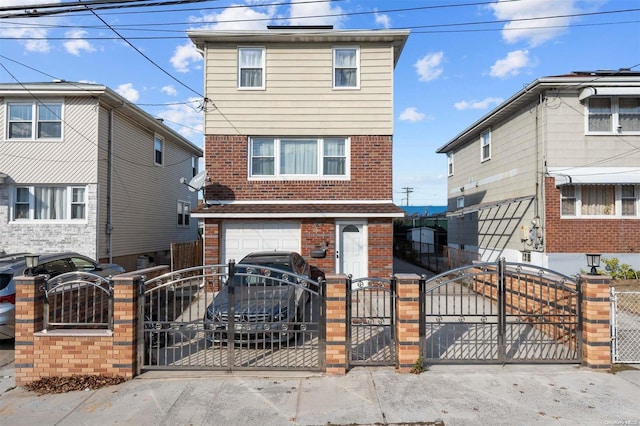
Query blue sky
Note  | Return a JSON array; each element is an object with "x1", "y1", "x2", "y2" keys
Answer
[{"x1": 1, "y1": 0, "x2": 639, "y2": 206}]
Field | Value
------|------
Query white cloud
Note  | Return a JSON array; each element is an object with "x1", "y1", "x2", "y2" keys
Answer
[
  {"x1": 489, "y1": 0, "x2": 582, "y2": 47},
  {"x1": 288, "y1": 0, "x2": 345, "y2": 27},
  {"x1": 161, "y1": 85, "x2": 178, "y2": 96},
  {"x1": 64, "y1": 30, "x2": 96, "y2": 56},
  {"x1": 414, "y1": 52, "x2": 444, "y2": 82},
  {"x1": 399, "y1": 107, "x2": 427, "y2": 122},
  {"x1": 170, "y1": 42, "x2": 202, "y2": 73},
  {"x1": 490, "y1": 49, "x2": 532, "y2": 78},
  {"x1": 454, "y1": 97, "x2": 504, "y2": 111},
  {"x1": 157, "y1": 98, "x2": 204, "y2": 140},
  {"x1": 375, "y1": 10, "x2": 391, "y2": 29},
  {"x1": 116, "y1": 83, "x2": 140, "y2": 103},
  {"x1": 189, "y1": 4, "x2": 274, "y2": 30}
]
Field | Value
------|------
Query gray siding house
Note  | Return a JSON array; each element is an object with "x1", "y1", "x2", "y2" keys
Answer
[
  {"x1": 0, "y1": 82, "x2": 203, "y2": 270},
  {"x1": 437, "y1": 70, "x2": 640, "y2": 276}
]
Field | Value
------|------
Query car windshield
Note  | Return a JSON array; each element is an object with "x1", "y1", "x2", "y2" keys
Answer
[
  {"x1": 0, "y1": 272, "x2": 12, "y2": 291},
  {"x1": 234, "y1": 264, "x2": 293, "y2": 286}
]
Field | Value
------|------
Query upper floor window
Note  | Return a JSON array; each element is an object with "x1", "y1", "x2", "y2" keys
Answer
[
  {"x1": 456, "y1": 196, "x2": 464, "y2": 209},
  {"x1": 154, "y1": 135, "x2": 164, "y2": 166},
  {"x1": 7, "y1": 101, "x2": 62, "y2": 140},
  {"x1": 333, "y1": 47, "x2": 359, "y2": 89},
  {"x1": 560, "y1": 184, "x2": 638, "y2": 218},
  {"x1": 447, "y1": 152, "x2": 454, "y2": 176},
  {"x1": 249, "y1": 137, "x2": 348, "y2": 179},
  {"x1": 238, "y1": 47, "x2": 265, "y2": 89},
  {"x1": 177, "y1": 200, "x2": 191, "y2": 227},
  {"x1": 480, "y1": 129, "x2": 491, "y2": 162},
  {"x1": 587, "y1": 97, "x2": 640, "y2": 133},
  {"x1": 13, "y1": 186, "x2": 86, "y2": 221},
  {"x1": 192, "y1": 156, "x2": 198, "y2": 177}
]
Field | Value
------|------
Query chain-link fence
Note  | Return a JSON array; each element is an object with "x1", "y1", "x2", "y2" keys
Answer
[{"x1": 611, "y1": 288, "x2": 640, "y2": 364}]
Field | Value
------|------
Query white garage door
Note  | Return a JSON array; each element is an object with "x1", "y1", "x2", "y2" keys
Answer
[{"x1": 222, "y1": 221, "x2": 301, "y2": 264}]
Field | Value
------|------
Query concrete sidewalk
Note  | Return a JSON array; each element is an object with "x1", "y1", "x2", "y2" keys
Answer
[{"x1": 0, "y1": 362, "x2": 638, "y2": 426}]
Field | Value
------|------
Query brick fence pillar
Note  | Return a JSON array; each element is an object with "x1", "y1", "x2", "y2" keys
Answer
[
  {"x1": 324, "y1": 274, "x2": 348, "y2": 375},
  {"x1": 14, "y1": 275, "x2": 46, "y2": 386},
  {"x1": 111, "y1": 274, "x2": 142, "y2": 379},
  {"x1": 581, "y1": 274, "x2": 611, "y2": 369},
  {"x1": 395, "y1": 274, "x2": 422, "y2": 372}
]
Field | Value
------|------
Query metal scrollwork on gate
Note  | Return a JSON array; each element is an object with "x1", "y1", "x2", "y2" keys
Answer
[
  {"x1": 480, "y1": 315, "x2": 487, "y2": 323},
  {"x1": 458, "y1": 316, "x2": 466, "y2": 323},
  {"x1": 436, "y1": 316, "x2": 443, "y2": 323},
  {"x1": 300, "y1": 324, "x2": 307, "y2": 331}
]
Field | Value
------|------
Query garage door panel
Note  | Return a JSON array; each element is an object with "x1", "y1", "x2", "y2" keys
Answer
[{"x1": 222, "y1": 221, "x2": 301, "y2": 264}]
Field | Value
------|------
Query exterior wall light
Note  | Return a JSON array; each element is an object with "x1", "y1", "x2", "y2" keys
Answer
[
  {"x1": 586, "y1": 253, "x2": 601, "y2": 275},
  {"x1": 25, "y1": 254, "x2": 40, "y2": 275}
]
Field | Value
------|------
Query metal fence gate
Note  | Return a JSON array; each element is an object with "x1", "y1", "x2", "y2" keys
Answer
[
  {"x1": 141, "y1": 263, "x2": 324, "y2": 371},
  {"x1": 347, "y1": 277, "x2": 396, "y2": 367},
  {"x1": 422, "y1": 259, "x2": 581, "y2": 363},
  {"x1": 611, "y1": 287, "x2": 640, "y2": 364}
]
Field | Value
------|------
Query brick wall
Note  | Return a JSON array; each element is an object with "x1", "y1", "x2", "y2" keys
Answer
[
  {"x1": 545, "y1": 177, "x2": 640, "y2": 253},
  {"x1": 203, "y1": 135, "x2": 393, "y2": 201}
]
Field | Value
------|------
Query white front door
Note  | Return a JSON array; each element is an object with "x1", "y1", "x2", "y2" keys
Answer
[{"x1": 336, "y1": 221, "x2": 367, "y2": 278}]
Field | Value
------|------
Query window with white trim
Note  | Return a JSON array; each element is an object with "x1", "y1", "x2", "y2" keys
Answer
[
  {"x1": 333, "y1": 47, "x2": 359, "y2": 89},
  {"x1": 249, "y1": 137, "x2": 348, "y2": 179},
  {"x1": 7, "y1": 101, "x2": 62, "y2": 140},
  {"x1": 177, "y1": 200, "x2": 191, "y2": 226},
  {"x1": 447, "y1": 152, "x2": 454, "y2": 176},
  {"x1": 480, "y1": 129, "x2": 491, "y2": 162},
  {"x1": 456, "y1": 196, "x2": 464, "y2": 209},
  {"x1": 560, "y1": 184, "x2": 639, "y2": 217},
  {"x1": 154, "y1": 135, "x2": 164, "y2": 166},
  {"x1": 238, "y1": 47, "x2": 265, "y2": 89},
  {"x1": 587, "y1": 97, "x2": 640, "y2": 133},
  {"x1": 192, "y1": 156, "x2": 198, "y2": 177},
  {"x1": 13, "y1": 186, "x2": 86, "y2": 220}
]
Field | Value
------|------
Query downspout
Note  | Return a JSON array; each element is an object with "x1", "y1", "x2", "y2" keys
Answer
[{"x1": 106, "y1": 108, "x2": 114, "y2": 263}]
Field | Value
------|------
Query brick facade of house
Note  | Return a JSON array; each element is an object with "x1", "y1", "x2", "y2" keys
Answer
[{"x1": 544, "y1": 177, "x2": 640, "y2": 254}]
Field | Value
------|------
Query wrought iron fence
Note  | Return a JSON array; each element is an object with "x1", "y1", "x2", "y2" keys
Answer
[
  {"x1": 44, "y1": 272, "x2": 113, "y2": 330},
  {"x1": 611, "y1": 288, "x2": 640, "y2": 364}
]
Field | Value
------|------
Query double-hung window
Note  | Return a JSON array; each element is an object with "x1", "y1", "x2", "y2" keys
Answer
[
  {"x1": 587, "y1": 97, "x2": 640, "y2": 133},
  {"x1": 560, "y1": 184, "x2": 639, "y2": 218},
  {"x1": 7, "y1": 101, "x2": 62, "y2": 140},
  {"x1": 480, "y1": 129, "x2": 491, "y2": 162},
  {"x1": 13, "y1": 186, "x2": 86, "y2": 221},
  {"x1": 154, "y1": 135, "x2": 164, "y2": 166},
  {"x1": 249, "y1": 137, "x2": 348, "y2": 179},
  {"x1": 333, "y1": 47, "x2": 359, "y2": 89},
  {"x1": 177, "y1": 200, "x2": 191, "y2": 226},
  {"x1": 447, "y1": 152, "x2": 454, "y2": 176},
  {"x1": 238, "y1": 47, "x2": 265, "y2": 89}
]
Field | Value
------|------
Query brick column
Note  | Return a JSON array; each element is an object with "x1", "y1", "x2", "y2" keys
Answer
[
  {"x1": 111, "y1": 274, "x2": 142, "y2": 379},
  {"x1": 324, "y1": 274, "x2": 347, "y2": 375},
  {"x1": 14, "y1": 275, "x2": 46, "y2": 386},
  {"x1": 395, "y1": 274, "x2": 422, "y2": 372},
  {"x1": 581, "y1": 274, "x2": 611, "y2": 369}
]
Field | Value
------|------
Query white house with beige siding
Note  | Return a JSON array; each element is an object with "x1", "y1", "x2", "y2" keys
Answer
[
  {"x1": 0, "y1": 82, "x2": 202, "y2": 270},
  {"x1": 437, "y1": 70, "x2": 640, "y2": 276}
]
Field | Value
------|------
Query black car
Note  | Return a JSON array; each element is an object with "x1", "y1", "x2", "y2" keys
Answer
[{"x1": 205, "y1": 251, "x2": 322, "y2": 344}]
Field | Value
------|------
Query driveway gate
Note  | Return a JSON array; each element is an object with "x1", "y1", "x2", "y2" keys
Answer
[
  {"x1": 611, "y1": 287, "x2": 640, "y2": 364},
  {"x1": 422, "y1": 259, "x2": 581, "y2": 363},
  {"x1": 347, "y1": 277, "x2": 396, "y2": 367},
  {"x1": 141, "y1": 263, "x2": 323, "y2": 371}
]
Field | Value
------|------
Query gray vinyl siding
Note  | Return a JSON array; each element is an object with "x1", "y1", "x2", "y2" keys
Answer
[
  {"x1": 203, "y1": 42, "x2": 394, "y2": 136},
  {"x1": 0, "y1": 96, "x2": 99, "y2": 183},
  {"x1": 446, "y1": 100, "x2": 540, "y2": 257},
  {"x1": 544, "y1": 91, "x2": 640, "y2": 167},
  {"x1": 105, "y1": 110, "x2": 199, "y2": 259}
]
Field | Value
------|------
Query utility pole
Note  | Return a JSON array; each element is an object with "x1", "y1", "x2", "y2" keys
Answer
[{"x1": 401, "y1": 187, "x2": 414, "y2": 206}]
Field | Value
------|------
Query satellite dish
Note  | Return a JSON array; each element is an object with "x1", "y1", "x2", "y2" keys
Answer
[{"x1": 186, "y1": 170, "x2": 208, "y2": 192}]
